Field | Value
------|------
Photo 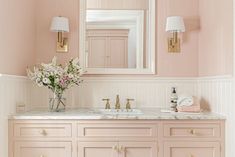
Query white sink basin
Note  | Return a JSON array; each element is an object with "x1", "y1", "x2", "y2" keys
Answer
[{"x1": 98, "y1": 109, "x2": 143, "y2": 115}]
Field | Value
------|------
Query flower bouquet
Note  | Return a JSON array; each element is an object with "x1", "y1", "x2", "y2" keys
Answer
[{"x1": 27, "y1": 57, "x2": 83, "y2": 112}]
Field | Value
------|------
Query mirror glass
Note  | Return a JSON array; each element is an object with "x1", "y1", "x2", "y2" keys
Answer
[
  {"x1": 86, "y1": 10, "x2": 145, "y2": 69},
  {"x1": 80, "y1": 0, "x2": 155, "y2": 74}
]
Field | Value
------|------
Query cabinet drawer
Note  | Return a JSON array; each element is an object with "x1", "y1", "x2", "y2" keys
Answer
[
  {"x1": 164, "y1": 141, "x2": 220, "y2": 157},
  {"x1": 77, "y1": 123, "x2": 157, "y2": 138},
  {"x1": 13, "y1": 123, "x2": 72, "y2": 138},
  {"x1": 163, "y1": 123, "x2": 221, "y2": 138},
  {"x1": 14, "y1": 141, "x2": 72, "y2": 157}
]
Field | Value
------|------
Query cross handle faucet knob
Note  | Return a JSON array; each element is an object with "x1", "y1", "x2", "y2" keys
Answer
[
  {"x1": 102, "y1": 99, "x2": 111, "y2": 109},
  {"x1": 126, "y1": 99, "x2": 135, "y2": 109}
]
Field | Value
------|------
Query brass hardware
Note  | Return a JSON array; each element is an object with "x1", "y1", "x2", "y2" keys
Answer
[
  {"x1": 40, "y1": 155, "x2": 45, "y2": 157},
  {"x1": 56, "y1": 32, "x2": 68, "y2": 53},
  {"x1": 189, "y1": 129, "x2": 196, "y2": 135},
  {"x1": 168, "y1": 32, "x2": 181, "y2": 53},
  {"x1": 126, "y1": 99, "x2": 135, "y2": 109},
  {"x1": 102, "y1": 99, "x2": 111, "y2": 109},
  {"x1": 113, "y1": 145, "x2": 118, "y2": 151},
  {"x1": 190, "y1": 154, "x2": 194, "y2": 157},
  {"x1": 115, "y1": 95, "x2": 121, "y2": 110},
  {"x1": 39, "y1": 129, "x2": 47, "y2": 136},
  {"x1": 119, "y1": 145, "x2": 125, "y2": 152}
]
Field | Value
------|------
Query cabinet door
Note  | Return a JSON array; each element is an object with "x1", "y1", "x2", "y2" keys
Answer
[
  {"x1": 119, "y1": 142, "x2": 157, "y2": 157},
  {"x1": 164, "y1": 141, "x2": 220, "y2": 157},
  {"x1": 14, "y1": 141, "x2": 72, "y2": 157},
  {"x1": 108, "y1": 37, "x2": 128, "y2": 68},
  {"x1": 78, "y1": 142, "x2": 118, "y2": 157},
  {"x1": 88, "y1": 37, "x2": 107, "y2": 68}
]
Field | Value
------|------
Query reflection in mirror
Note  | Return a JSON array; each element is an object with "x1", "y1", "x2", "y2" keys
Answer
[
  {"x1": 79, "y1": 0, "x2": 155, "y2": 74},
  {"x1": 86, "y1": 10, "x2": 144, "y2": 69}
]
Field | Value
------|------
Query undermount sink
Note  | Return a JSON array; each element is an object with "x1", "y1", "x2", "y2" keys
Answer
[{"x1": 98, "y1": 109, "x2": 143, "y2": 115}]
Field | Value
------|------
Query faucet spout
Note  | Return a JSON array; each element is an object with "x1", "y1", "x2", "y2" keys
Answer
[{"x1": 115, "y1": 95, "x2": 121, "y2": 109}]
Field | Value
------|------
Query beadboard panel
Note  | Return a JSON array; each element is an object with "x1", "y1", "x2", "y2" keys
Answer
[
  {"x1": 30, "y1": 77, "x2": 198, "y2": 109},
  {"x1": 0, "y1": 74, "x2": 234, "y2": 157},
  {"x1": 0, "y1": 75, "x2": 31, "y2": 157},
  {"x1": 197, "y1": 76, "x2": 234, "y2": 157},
  {"x1": 197, "y1": 76, "x2": 233, "y2": 114}
]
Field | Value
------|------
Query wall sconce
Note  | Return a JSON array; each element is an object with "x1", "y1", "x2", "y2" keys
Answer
[
  {"x1": 166, "y1": 16, "x2": 185, "y2": 53},
  {"x1": 50, "y1": 16, "x2": 70, "y2": 53}
]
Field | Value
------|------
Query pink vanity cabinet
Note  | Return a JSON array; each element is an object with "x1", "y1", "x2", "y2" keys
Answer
[{"x1": 8, "y1": 120, "x2": 225, "y2": 157}]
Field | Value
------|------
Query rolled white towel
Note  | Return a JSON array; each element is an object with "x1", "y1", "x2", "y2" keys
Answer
[{"x1": 177, "y1": 95, "x2": 194, "y2": 107}]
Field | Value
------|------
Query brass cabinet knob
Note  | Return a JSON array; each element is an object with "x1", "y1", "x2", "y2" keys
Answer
[
  {"x1": 112, "y1": 145, "x2": 118, "y2": 151},
  {"x1": 40, "y1": 155, "x2": 45, "y2": 157},
  {"x1": 119, "y1": 145, "x2": 125, "y2": 152},
  {"x1": 39, "y1": 129, "x2": 47, "y2": 136},
  {"x1": 190, "y1": 154, "x2": 194, "y2": 157},
  {"x1": 189, "y1": 129, "x2": 196, "y2": 135}
]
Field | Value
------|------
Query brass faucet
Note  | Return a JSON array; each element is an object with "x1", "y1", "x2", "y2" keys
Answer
[
  {"x1": 115, "y1": 95, "x2": 121, "y2": 109},
  {"x1": 126, "y1": 99, "x2": 135, "y2": 109}
]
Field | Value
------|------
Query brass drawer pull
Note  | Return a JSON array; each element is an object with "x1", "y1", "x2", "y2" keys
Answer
[
  {"x1": 119, "y1": 145, "x2": 125, "y2": 152},
  {"x1": 113, "y1": 145, "x2": 118, "y2": 151},
  {"x1": 39, "y1": 129, "x2": 47, "y2": 136},
  {"x1": 189, "y1": 129, "x2": 196, "y2": 135}
]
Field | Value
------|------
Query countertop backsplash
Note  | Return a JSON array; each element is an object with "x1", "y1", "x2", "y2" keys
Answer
[{"x1": 29, "y1": 77, "x2": 198, "y2": 110}]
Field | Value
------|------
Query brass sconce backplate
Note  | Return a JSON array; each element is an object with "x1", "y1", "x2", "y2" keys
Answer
[
  {"x1": 168, "y1": 38, "x2": 181, "y2": 53},
  {"x1": 56, "y1": 38, "x2": 68, "y2": 53}
]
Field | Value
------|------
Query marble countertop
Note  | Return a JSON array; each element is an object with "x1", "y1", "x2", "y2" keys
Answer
[{"x1": 9, "y1": 108, "x2": 226, "y2": 120}]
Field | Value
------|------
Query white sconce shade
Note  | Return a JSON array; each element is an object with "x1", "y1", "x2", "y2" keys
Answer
[
  {"x1": 165, "y1": 16, "x2": 185, "y2": 32},
  {"x1": 50, "y1": 16, "x2": 70, "y2": 32}
]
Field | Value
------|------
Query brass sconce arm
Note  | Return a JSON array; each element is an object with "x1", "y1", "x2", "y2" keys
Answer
[
  {"x1": 50, "y1": 16, "x2": 70, "y2": 53},
  {"x1": 168, "y1": 31, "x2": 181, "y2": 53},
  {"x1": 57, "y1": 32, "x2": 68, "y2": 52},
  {"x1": 165, "y1": 16, "x2": 185, "y2": 53}
]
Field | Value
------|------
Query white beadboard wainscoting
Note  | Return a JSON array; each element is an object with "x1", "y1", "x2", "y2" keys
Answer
[
  {"x1": 0, "y1": 75, "x2": 31, "y2": 157},
  {"x1": 30, "y1": 77, "x2": 198, "y2": 109},
  {"x1": 0, "y1": 74, "x2": 234, "y2": 157},
  {"x1": 197, "y1": 76, "x2": 234, "y2": 157}
]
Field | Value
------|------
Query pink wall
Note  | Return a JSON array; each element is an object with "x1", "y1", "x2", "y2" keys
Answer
[
  {"x1": 0, "y1": 0, "x2": 36, "y2": 76},
  {"x1": 1, "y1": 0, "x2": 232, "y2": 77},
  {"x1": 198, "y1": 0, "x2": 233, "y2": 76},
  {"x1": 35, "y1": 0, "x2": 200, "y2": 77},
  {"x1": 35, "y1": 0, "x2": 79, "y2": 65},
  {"x1": 157, "y1": 0, "x2": 199, "y2": 77}
]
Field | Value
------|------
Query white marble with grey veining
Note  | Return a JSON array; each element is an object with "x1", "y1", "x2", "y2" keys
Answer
[{"x1": 8, "y1": 108, "x2": 226, "y2": 120}]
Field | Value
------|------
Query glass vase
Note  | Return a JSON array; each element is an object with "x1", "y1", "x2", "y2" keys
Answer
[{"x1": 49, "y1": 92, "x2": 66, "y2": 112}]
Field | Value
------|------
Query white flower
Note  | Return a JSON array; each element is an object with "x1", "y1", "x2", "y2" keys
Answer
[
  {"x1": 34, "y1": 70, "x2": 41, "y2": 77},
  {"x1": 37, "y1": 82, "x2": 43, "y2": 87},
  {"x1": 57, "y1": 71, "x2": 63, "y2": 76},
  {"x1": 27, "y1": 56, "x2": 84, "y2": 91},
  {"x1": 68, "y1": 74, "x2": 73, "y2": 78},
  {"x1": 42, "y1": 78, "x2": 50, "y2": 84},
  {"x1": 36, "y1": 78, "x2": 41, "y2": 84},
  {"x1": 44, "y1": 72, "x2": 50, "y2": 77}
]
